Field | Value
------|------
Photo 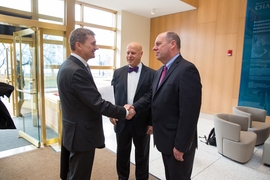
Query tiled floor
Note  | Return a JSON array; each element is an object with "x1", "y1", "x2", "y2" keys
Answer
[{"x1": 103, "y1": 113, "x2": 270, "y2": 180}]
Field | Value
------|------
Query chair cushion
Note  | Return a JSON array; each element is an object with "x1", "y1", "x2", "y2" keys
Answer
[
  {"x1": 251, "y1": 121, "x2": 270, "y2": 131},
  {"x1": 248, "y1": 121, "x2": 270, "y2": 146},
  {"x1": 262, "y1": 136, "x2": 270, "y2": 165},
  {"x1": 223, "y1": 131, "x2": 257, "y2": 163},
  {"x1": 249, "y1": 122, "x2": 270, "y2": 145}
]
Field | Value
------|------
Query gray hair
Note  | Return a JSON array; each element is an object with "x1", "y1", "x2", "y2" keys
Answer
[
  {"x1": 166, "y1": 32, "x2": 181, "y2": 50},
  {"x1": 69, "y1": 28, "x2": 95, "y2": 51}
]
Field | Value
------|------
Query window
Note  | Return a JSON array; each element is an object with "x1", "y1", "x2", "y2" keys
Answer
[
  {"x1": 43, "y1": 33, "x2": 64, "y2": 90},
  {"x1": 38, "y1": 0, "x2": 64, "y2": 18},
  {"x1": 0, "y1": 0, "x2": 31, "y2": 12},
  {"x1": 0, "y1": 0, "x2": 64, "y2": 24},
  {"x1": 83, "y1": 6, "x2": 115, "y2": 27},
  {"x1": 75, "y1": 2, "x2": 116, "y2": 80},
  {"x1": 86, "y1": 27, "x2": 115, "y2": 46},
  {"x1": 88, "y1": 49, "x2": 114, "y2": 66},
  {"x1": 38, "y1": 0, "x2": 64, "y2": 24}
]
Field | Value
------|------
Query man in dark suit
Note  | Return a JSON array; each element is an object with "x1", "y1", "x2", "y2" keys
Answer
[
  {"x1": 57, "y1": 28, "x2": 135, "y2": 180},
  {"x1": 110, "y1": 42, "x2": 156, "y2": 180},
  {"x1": 133, "y1": 31, "x2": 202, "y2": 180}
]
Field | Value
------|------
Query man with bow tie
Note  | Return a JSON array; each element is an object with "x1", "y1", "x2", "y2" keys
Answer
[{"x1": 110, "y1": 42, "x2": 156, "y2": 180}]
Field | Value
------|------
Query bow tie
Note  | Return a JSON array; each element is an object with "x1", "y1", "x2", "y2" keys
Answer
[{"x1": 128, "y1": 66, "x2": 139, "y2": 73}]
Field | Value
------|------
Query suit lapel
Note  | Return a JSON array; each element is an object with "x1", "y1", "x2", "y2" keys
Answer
[
  {"x1": 69, "y1": 55, "x2": 97, "y2": 88},
  {"x1": 135, "y1": 64, "x2": 145, "y2": 95},
  {"x1": 161, "y1": 58, "x2": 179, "y2": 85},
  {"x1": 153, "y1": 56, "x2": 181, "y2": 96},
  {"x1": 153, "y1": 67, "x2": 163, "y2": 94},
  {"x1": 122, "y1": 66, "x2": 128, "y2": 100}
]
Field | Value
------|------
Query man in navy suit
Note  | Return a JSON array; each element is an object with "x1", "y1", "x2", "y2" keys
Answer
[
  {"x1": 133, "y1": 32, "x2": 202, "y2": 180},
  {"x1": 110, "y1": 42, "x2": 156, "y2": 180},
  {"x1": 57, "y1": 28, "x2": 135, "y2": 180}
]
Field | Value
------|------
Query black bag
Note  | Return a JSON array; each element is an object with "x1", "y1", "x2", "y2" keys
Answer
[{"x1": 199, "y1": 127, "x2": 216, "y2": 146}]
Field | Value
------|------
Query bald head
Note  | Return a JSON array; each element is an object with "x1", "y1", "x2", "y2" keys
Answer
[
  {"x1": 126, "y1": 42, "x2": 143, "y2": 67},
  {"x1": 127, "y1": 42, "x2": 142, "y2": 52}
]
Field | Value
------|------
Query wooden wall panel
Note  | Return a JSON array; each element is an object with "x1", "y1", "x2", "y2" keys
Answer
[
  {"x1": 182, "y1": 36, "x2": 197, "y2": 63},
  {"x1": 197, "y1": 0, "x2": 217, "y2": 23},
  {"x1": 179, "y1": 10, "x2": 197, "y2": 38},
  {"x1": 210, "y1": 34, "x2": 237, "y2": 113},
  {"x1": 168, "y1": 13, "x2": 182, "y2": 31},
  {"x1": 178, "y1": 10, "x2": 197, "y2": 61},
  {"x1": 211, "y1": 35, "x2": 227, "y2": 112},
  {"x1": 216, "y1": 0, "x2": 242, "y2": 35},
  {"x1": 182, "y1": 0, "x2": 199, "y2": 8},
  {"x1": 150, "y1": 0, "x2": 248, "y2": 114},
  {"x1": 233, "y1": 18, "x2": 246, "y2": 103},
  {"x1": 240, "y1": 0, "x2": 248, "y2": 18},
  {"x1": 149, "y1": 18, "x2": 162, "y2": 70},
  {"x1": 195, "y1": 22, "x2": 216, "y2": 113}
]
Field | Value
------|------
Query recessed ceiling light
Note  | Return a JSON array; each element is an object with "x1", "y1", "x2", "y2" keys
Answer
[{"x1": 151, "y1": 8, "x2": 155, "y2": 15}]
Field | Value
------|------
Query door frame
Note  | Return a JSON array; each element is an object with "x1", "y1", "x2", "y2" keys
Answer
[{"x1": 13, "y1": 27, "x2": 41, "y2": 147}]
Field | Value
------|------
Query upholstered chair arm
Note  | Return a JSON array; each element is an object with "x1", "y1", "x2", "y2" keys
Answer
[
  {"x1": 227, "y1": 114, "x2": 249, "y2": 131},
  {"x1": 215, "y1": 114, "x2": 241, "y2": 142},
  {"x1": 233, "y1": 107, "x2": 252, "y2": 127},
  {"x1": 245, "y1": 107, "x2": 266, "y2": 123},
  {"x1": 221, "y1": 119, "x2": 241, "y2": 142}
]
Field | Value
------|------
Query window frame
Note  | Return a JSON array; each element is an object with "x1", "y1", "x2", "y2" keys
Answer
[{"x1": 75, "y1": 2, "x2": 117, "y2": 72}]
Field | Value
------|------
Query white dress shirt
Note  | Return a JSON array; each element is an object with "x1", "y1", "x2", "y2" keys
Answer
[{"x1": 127, "y1": 63, "x2": 142, "y2": 104}]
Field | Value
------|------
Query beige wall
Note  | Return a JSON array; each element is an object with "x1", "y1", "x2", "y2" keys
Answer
[
  {"x1": 116, "y1": 11, "x2": 150, "y2": 68},
  {"x1": 149, "y1": 0, "x2": 248, "y2": 115}
]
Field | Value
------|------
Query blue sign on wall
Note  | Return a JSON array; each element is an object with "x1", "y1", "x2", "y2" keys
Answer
[{"x1": 239, "y1": 0, "x2": 270, "y2": 115}]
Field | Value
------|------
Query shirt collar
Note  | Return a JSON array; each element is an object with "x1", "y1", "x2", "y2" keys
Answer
[
  {"x1": 164, "y1": 54, "x2": 179, "y2": 69},
  {"x1": 71, "y1": 53, "x2": 88, "y2": 67}
]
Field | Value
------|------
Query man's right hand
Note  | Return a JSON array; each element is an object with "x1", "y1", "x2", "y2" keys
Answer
[{"x1": 124, "y1": 104, "x2": 136, "y2": 120}]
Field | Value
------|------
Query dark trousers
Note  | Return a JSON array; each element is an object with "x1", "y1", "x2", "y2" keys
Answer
[
  {"x1": 116, "y1": 122, "x2": 150, "y2": 180},
  {"x1": 67, "y1": 149, "x2": 95, "y2": 180},
  {"x1": 60, "y1": 144, "x2": 95, "y2": 180},
  {"x1": 161, "y1": 142, "x2": 196, "y2": 180},
  {"x1": 60, "y1": 144, "x2": 70, "y2": 180}
]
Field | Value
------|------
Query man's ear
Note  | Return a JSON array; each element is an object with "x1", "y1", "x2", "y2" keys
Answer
[
  {"x1": 75, "y1": 42, "x2": 82, "y2": 50},
  {"x1": 170, "y1": 40, "x2": 176, "y2": 49}
]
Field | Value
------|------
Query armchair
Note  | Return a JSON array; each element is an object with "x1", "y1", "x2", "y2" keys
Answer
[
  {"x1": 214, "y1": 114, "x2": 257, "y2": 163},
  {"x1": 233, "y1": 106, "x2": 270, "y2": 145}
]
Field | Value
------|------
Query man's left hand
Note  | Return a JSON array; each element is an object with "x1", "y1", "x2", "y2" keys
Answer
[{"x1": 173, "y1": 147, "x2": 184, "y2": 161}]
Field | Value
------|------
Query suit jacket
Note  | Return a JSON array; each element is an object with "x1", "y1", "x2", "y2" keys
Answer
[
  {"x1": 57, "y1": 55, "x2": 126, "y2": 152},
  {"x1": 0, "y1": 82, "x2": 16, "y2": 129},
  {"x1": 133, "y1": 54, "x2": 202, "y2": 155},
  {"x1": 111, "y1": 64, "x2": 156, "y2": 135}
]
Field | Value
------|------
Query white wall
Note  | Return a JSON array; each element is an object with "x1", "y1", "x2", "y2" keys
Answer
[{"x1": 116, "y1": 11, "x2": 150, "y2": 68}]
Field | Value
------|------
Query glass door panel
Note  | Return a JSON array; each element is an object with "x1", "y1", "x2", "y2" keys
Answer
[
  {"x1": 42, "y1": 31, "x2": 65, "y2": 147},
  {"x1": 13, "y1": 28, "x2": 41, "y2": 147},
  {"x1": 0, "y1": 43, "x2": 16, "y2": 118},
  {"x1": 0, "y1": 43, "x2": 11, "y2": 83}
]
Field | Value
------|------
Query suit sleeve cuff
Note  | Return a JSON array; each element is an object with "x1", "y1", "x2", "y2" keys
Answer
[{"x1": 125, "y1": 108, "x2": 129, "y2": 117}]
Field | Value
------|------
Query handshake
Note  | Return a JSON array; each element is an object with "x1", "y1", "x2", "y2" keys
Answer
[
  {"x1": 124, "y1": 104, "x2": 136, "y2": 120},
  {"x1": 109, "y1": 104, "x2": 135, "y2": 126}
]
